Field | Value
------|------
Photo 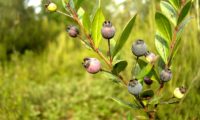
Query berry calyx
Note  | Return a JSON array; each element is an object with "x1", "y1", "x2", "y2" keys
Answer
[
  {"x1": 160, "y1": 69, "x2": 172, "y2": 82},
  {"x1": 173, "y1": 87, "x2": 186, "y2": 99},
  {"x1": 128, "y1": 79, "x2": 143, "y2": 96},
  {"x1": 131, "y1": 39, "x2": 148, "y2": 57},
  {"x1": 83, "y1": 58, "x2": 101, "y2": 74},
  {"x1": 67, "y1": 25, "x2": 79, "y2": 38},
  {"x1": 101, "y1": 21, "x2": 115, "y2": 39}
]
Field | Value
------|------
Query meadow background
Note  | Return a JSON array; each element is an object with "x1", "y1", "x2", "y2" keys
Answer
[{"x1": 0, "y1": 0, "x2": 200, "y2": 119}]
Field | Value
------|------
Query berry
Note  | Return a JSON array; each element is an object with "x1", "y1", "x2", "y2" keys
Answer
[
  {"x1": 128, "y1": 79, "x2": 143, "y2": 96},
  {"x1": 144, "y1": 77, "x2": 153, "y2": 85},
  {"x1": 145, "y1": 52, "x2": 157, "y2": 63},
  {"x1": 160, "y1": 69, "x2": 172, "y2": 82},
  {"x1": 67, "y1": 25, "x2": 79, "y2": 38},
  {"x1": 131, "y1": 39, "x2": 148, "y2": 57},
  {"x1": 83, "y1": 58, "x2": 101, "y2": 74},
  {"x1": 46, "y1": 3, "x2": 57, "y2": 12},
  {"x1": 101, "y1": 21, "x2": 115, "y2": 39},
  {"x1": 173, "y1": 87, "x2": 186, "y2": 99}
]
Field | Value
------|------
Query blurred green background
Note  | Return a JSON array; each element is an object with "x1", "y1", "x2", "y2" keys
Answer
[{"x1": 0, "y1": 0, "x2": 200, "y2": 119}]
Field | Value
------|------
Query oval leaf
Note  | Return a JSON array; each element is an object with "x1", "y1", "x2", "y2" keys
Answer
[
  {"x1": 110, "y1": 97, "x2": 140, "y2": 109},
  {"x1": 112, "y1": 60, "x2": 128, "y2": 75},
  {"x1": 140, "y1": 89, "x2": 154, "y2": 99},
  {"x1": 155, "y1": 12, "x2": 172, "y2": 42},
  {"x1": 160, "y1": 1, "x2": 177, "y2": 25},
  {"x1": 169, "y1": 0, "x2": 181, "y2": 10},
  {"x1": 136, "y1": 63, "x2": 154, "y2": 79},
  {"x1": 177, "y1": 1, "x2": 191, "y2": 25},
  {"x1": 82, "y1": 12, "x2": 91, "y2": 33},
  {"x1": 91, "y1": 8, "x2": 105, "y2": 48},
  {"x1": 112, "y1": 15, "x2": 137, "y2": 58},
  {"x1": 155, "y1": 34, "x2": 169, "y2": 64}
]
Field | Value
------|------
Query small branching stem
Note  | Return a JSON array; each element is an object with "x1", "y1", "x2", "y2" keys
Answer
[{"x1": 107, "y1": 39, "x2": 112, "y2": 64}]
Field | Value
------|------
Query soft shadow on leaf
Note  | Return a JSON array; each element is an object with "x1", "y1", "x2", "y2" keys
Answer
[
  {"x1": 112, "y1": 60, "x2": 128, "y2": 75},
  {"x1": 110, "y1": 97, "x2": 140, "y2": 109}
]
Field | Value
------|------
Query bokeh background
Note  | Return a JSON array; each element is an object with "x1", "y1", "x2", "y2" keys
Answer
[{"x1": 0, "y1": 0, "x2": 200, "y2": 119}]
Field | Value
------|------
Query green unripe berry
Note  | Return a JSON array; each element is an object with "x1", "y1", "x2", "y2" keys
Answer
[
  {"x1": 101, "y1": 21, "x2": 115, "y2": 39},
  {"x1": 160, "y1": 69, "x2": 172, "y2": 82},
  {"x1": 173, "y1": 87, "x2": 186, "y2": 99},
  {"x1": 47, "y1": 3, "x2": 57, "y2": 12},
  {"x1": 131, "y1": 39, "x2": 148, "y2": 57}
]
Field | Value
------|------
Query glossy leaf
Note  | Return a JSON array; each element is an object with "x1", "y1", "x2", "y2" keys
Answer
[
  {"x1": 140, "y1": 89, "x2": 154, "y2": 99},
  {"x1": 91, "y1": 8, "x2": 105, "y2": 48},
  {"x1": 136, "y1": 63, "x2": 154, "y2": 79},
  {"x1": 155, "y1": 34, "x2": 169, "y2": 64},
  {"x1": 112, "y1": 15, "x2": 137, "y2": 58},
  {"x1": 160, "y1": 1, "x2": 177, "y2": 25},
  {"x1": 177, "y1": 1, "x2": 191, "y2": 25},
  {"x1": 169, "y1": 0, "x2": 181, "y2": 10},
  {"x1": 111, "y1": 97, "x2": 140, "y2": 109},
  {"x1": 155, "y1": 12, "x2": 172, "y2": 42},
  {"x1": 112, "y1": 60, "x2": 128, "y2": 75}
]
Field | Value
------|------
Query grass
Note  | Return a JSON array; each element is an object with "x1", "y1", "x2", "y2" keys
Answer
[{"x1": 0, "y1": 1, "x2": 200, "y2": 120}]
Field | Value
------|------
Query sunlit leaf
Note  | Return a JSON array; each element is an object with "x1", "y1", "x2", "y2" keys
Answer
[
  {"x1": 155, "y1": 12, "x2": 172, "y2": 42},
  {"x1": 177, "y1": 1, "x2": 192, "y2": 25},
  {"x1": 155, "y1": 34, "x2": 169, "y2": 64},
  {"x1": 82, "y1": 12, "x2": 91, "y2": 33},
  {"x1": 136, "y1": 63, "x2": 154, "y2": 79},
  {"x1": 112, "y1": 15, "x2": 137, "y2": 58},
  {"x1": 110, "y1": 97, "x2": 140, "y2": 109},
  {"x1": 77, "y1": 7, "x2": 85, "y2": 20},
  {"x1": 91, "y1": 8, "x2": 105, "y2": 48},
  {"x1": 160, "y1": 1, "x2": 177, "y2": 25},
  {"x1": 169, "y1": 0, "x2": 181, "y2": 10}
]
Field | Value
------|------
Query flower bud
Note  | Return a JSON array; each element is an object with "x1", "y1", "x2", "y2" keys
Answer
[
  {"x1": 145, "y1": 52, "x2": 157, "y2": 63},
  {"x1": 160, "y1": 69, "x2": 172, "y2": 82},
  {"x1": 131, "y1": 39, "x2": 148, "y2": 57},
  {"x1": 101, "y1": 21, "x2": 115, "y2": 39},
  {"x1": 83, "y1": 58, "x2": 101, "y2": 74},
  {"x1": 67, "y1": 25, "x2": 79, "y2": 38},
  {"x1": 173, "y1": 87, "x2": 186, "y2": 99},
  {"x1": 128, "y1": 79, "x2": 143, "y2": 96}
]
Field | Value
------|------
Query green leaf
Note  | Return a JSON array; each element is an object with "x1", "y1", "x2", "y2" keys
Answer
[
  {"x1": 177, "y1": 1, "x2": 191, "y2": 25},
  {"x1": 82, "y1": 12, "x2": 91, "y2": 33},
  {"x1": 77, "y1": 7, "x2": 85, "y2": 20},
  {"x1": 155, "y1": 34, "x2": 169, "y2": 64},
  {"x1": 169, "y1": 0, "x2": 181, "y2": 10},
  {"x1": 91, "y1": 8, "x2": 105, "y2": 48},
  {"x1": 112, "y1": 15, "x2": 137, "y2": 58},
  {"x1": 160, "y1": 1, "x2": 177, "y2": 25},
  {"x1": 61, "y1": 0, "x2": 68, "y2": 11},
  {"x1": 136, "y1": 63, "x2": 154, "y2": 80},
  {"x1": 149, "y1": 96, "x2": 162, "y2": 105},
  {"x1": 74, "y1": 0, "x2": 84, "y2": 10},
  {"x1": 127, "y1": 112, "x2": 133, "y2": 120},
  {"x1": 155, "y1": 12, "x2": 172, "y2": 42},
  {"x1": 69, "y1": 0, "x2": 75, "y2": 9},
  {"x1": 112, "y1": 60, "x2": 128, "y2": 75},
  {"x1": 110, "y1": 97, "x2": 140, "y2": 109},
  {"x1": 140, "y1": 89, "x2": 154, "y2": 99}
]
